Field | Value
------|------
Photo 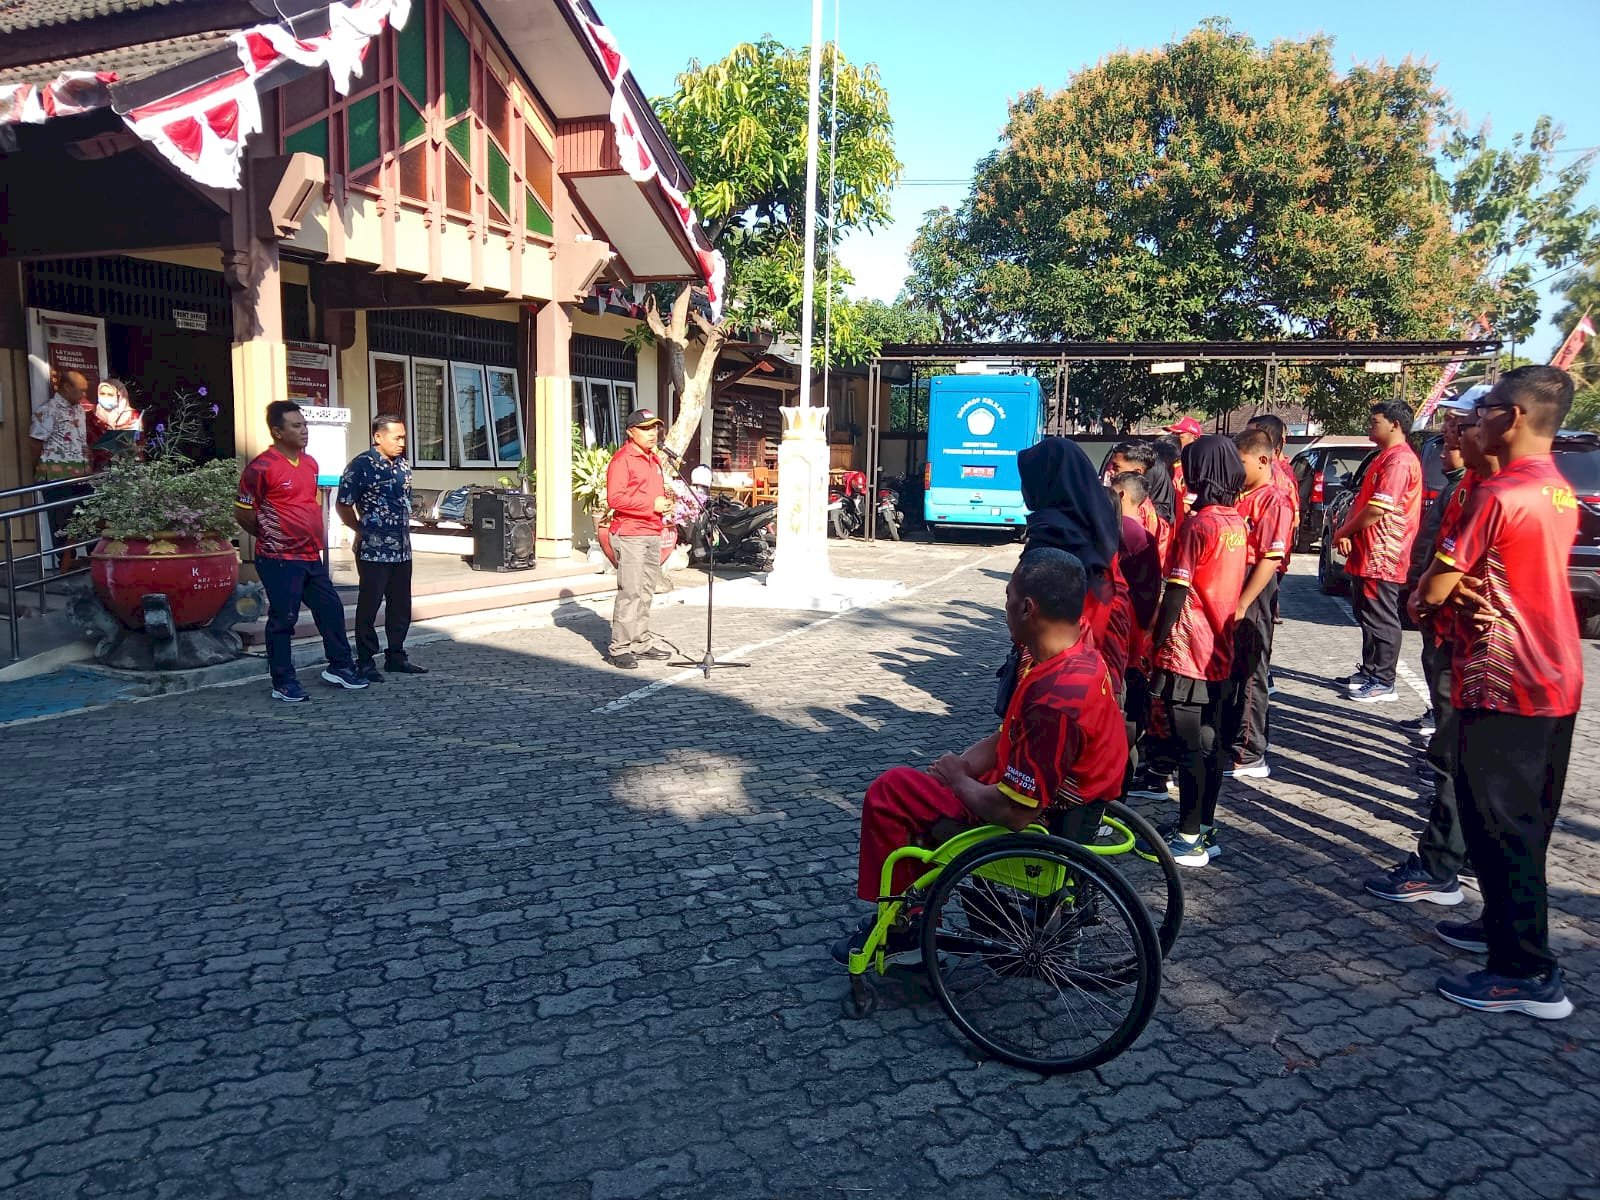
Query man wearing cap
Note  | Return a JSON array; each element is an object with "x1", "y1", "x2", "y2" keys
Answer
[
  {"x1": 1166, "y1": 417, "x2": 1204, "y2": 516},
  {"x1": 604, "y1": 409, "x2": 674, "y2": 669}
]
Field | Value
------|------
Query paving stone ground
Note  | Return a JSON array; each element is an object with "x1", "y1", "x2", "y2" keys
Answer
[{"x1": 1, "y1": 537, "x2": 1598, "y2": 1199}]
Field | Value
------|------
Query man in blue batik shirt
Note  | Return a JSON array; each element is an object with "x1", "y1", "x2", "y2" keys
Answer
[{"x1": 337, "y1": 414, "x2": 427, "y2": 681}]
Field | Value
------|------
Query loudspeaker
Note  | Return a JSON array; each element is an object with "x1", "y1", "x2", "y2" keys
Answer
[{"x1": 470, "y1": 492, "x2": 536, "y2": 572}]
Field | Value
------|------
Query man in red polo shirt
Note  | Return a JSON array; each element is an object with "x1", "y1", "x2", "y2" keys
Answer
[
  {"x1": 1165, "y1": 416, "x2": 1204, "y2": 521},
  {"x1": 235, "y1": 400, "x2": 367, "y2": 703},
  {"x1": 1410, "y1": 366, "x2": 1582, "y2": 1020},
  {"x1": 1221, "y1": 429, "x2": 1293, "y2": 780},
  {"x1": 1148, "y1": 435, "x2": 1248, "y2": 867},
  {"x1": 835, "y1": 548, "x2": 1127, "y2": 963},
  {"x1": 1334, "y1": 401, "x2": 1422, "y2": 703},
  {"x1": 604, "y1": 409, "x2": 674, "y2": 669}
]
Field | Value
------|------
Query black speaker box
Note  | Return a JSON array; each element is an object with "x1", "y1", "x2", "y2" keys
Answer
[{"x1": 470, "y1": 492, "x2": 536, "y2": 572}]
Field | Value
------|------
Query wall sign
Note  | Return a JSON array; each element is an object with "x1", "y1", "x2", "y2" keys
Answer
[
  {"x1": 25, "y1": 308, "x2": 109, "y2": 427},
  {"x1": 286, "y1": 340, "x2": 338, "y2": 408},
  {"x1": 173, "y1": 309, "x2": 208, "y2": 331}
]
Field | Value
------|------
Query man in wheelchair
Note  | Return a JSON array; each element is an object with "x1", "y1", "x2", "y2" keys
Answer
[{"x1": 833, "y1": 547, "x2": 1129, "y2": 963}]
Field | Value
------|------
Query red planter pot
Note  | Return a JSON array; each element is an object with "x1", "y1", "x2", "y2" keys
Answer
[
  {"x1": 596, "y1": 523, "x2": 678, "y2": 568},
  {"x1": 90, "y1": 533, "x2": 240, "y2": 630}
]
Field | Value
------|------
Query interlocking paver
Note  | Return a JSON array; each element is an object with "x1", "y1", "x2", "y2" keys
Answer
[{"x1": 1, "y1": 539, "x2": 1597, "y2": 1197}]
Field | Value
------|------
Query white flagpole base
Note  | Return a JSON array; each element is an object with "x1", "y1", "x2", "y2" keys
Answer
[{"x1": 766, "y1": 405, "x2": 837, "y2": 597}]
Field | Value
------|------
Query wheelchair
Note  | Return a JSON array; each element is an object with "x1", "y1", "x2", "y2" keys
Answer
[{"x1": 842, "y1": 800, "x2": 1179, "y2": 1075}]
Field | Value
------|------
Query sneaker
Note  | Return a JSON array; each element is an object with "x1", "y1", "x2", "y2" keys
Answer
[
  {"x1": 385, "y1": 659, "x2": 428, "y2": 675},
  {"x1": 320, "y1": 666, "x2": 370, "y2": 690},
  {"x1": 270, "y1": 680, "x2": 311, "y2": 704},
  {"x1": 1200, "y1": 825, "x2": 1222, "y2": 860},
  {"x1": 1404, "y1": 709, "x2": 1437, "y2": 738},
  {"x1": 1437, "y1": 968, "x2": 1574, "y2": 1020},
  {"x1": 1335, "y1": 667, "x2": 1372, "y2": 688},
  {"x1": 1165, "y1": 830, "x2": 1210, "y2": 868},
  {"x1": 1349, "y1": 679, "x2": 1399, "y2": 704},
  {"x1": 1267, "y1": 673, "x2": 1278, "y2": 696},
  {"x1": 1363, "y1": 856, "x2": 1463, "y2": 905},
  {"x1": 1166, "y1": 776, "x2": 1180, "y2": 795},
  {"x1": 830, "y1": 922, "x2": 920, "y2": 966},
  {"x1": 1126, "y1": 774, "x2": 1170, "y2": 800},
  {"x1": 1435, "y1": 919, "x2": 1488, "y2": 954},
  {"x1": 608, "y1": 652, "x2": 639, "y2": 670},
  {"x1": 1457, "y1": 863, "x2": 1478, "y2": 888},
  {"x1": 1225, "y1": 756, "x2": 1271, "y2": 780},
  {"x1": 356, "y1": 662, "x2": 385, "y2": 684},
  {"x1": 635, "y1": 646, "x2": 672, "y2": 661}
]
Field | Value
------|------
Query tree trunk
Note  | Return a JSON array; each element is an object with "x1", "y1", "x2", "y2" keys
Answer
[{"x1": 648, "y1": 285, "x2": 727, "y2": 460}]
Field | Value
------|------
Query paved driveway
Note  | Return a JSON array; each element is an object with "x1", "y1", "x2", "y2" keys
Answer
[{"x1": 1, "y1": 541, "x2": 1597, "y2": 1198}]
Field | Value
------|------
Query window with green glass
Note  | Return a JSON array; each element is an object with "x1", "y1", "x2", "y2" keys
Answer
[
  {"x1": 347, "y1": 93, "x2": 380, "y2": 170},
  {"x1": 445, "y1": 118, "x2": 472, "y2": 166},
  {"x1": 399, "y1": 93, "x2": 426, "y2": 146},
  {"x1": 285, "y1": 118, "x2": 328, "y2": 162},
  {"x1": 487, "y1": 143, "x2": 510, "y2": 216},
  {"x1": 526, "y1": 189, "x2": 552, "y2": 237},
  {"x1": 444, "y1": 15, "x2": 471, "y2": 118},
  {"x1": 397, "y1": 11, "x2": 428, "y2": 103}
]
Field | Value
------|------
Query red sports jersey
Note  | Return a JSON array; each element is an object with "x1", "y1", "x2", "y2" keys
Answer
[
  {"x1": 237, "y1": 447, "x2": 324, "y2": 561},
  {"x1": 1136, "y1": 496, "x2": 1174, "y2": 568},
  {"x1": 993, "y1": 638, "x2": 1128, "y2": 810},
  {"x1": 1437, "y1": 455, "x2": 1583, "y2": 717},
  {"x1": 1427, "y1": 473, "x2": 1481, "y2": 649},
  {"x1": 1155, "y1": 505, "x2": 1249, "y2": 682},
  {"x1": 1235, "y1": 481, "x2": 1293, "y2": 568},
  {"x1": 1078, "y1": 570, "x2": 1128, "y2": 701},
  {"x1": 1345, "y1": 442, "x2": 1422, "y2": 583},
  {"x1": 1272, "y1": 455, "x2": 1300, "y2": 574}
]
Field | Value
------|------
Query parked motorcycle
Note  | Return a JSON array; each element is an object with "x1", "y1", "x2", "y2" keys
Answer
[
  {"x1": 828, "y1": 470, "x2": 903, "y2": 540},
  {"x1": 683, "y1": 490, "x2": 776, "y2": 570}
]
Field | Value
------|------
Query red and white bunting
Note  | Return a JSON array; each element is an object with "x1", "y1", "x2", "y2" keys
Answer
[
  {"x1": 563, "y1": 0, "x2": 725, "y2": 317},
  {"x1": 235, "y1": 0, "x2": 410, "y2": 98},
  {"x1": 1415, "y1": 315, "x2": 1494, "y2": 426},
  {"x1": 0, "y1": 71, "x2": 116, "y2": 126}
]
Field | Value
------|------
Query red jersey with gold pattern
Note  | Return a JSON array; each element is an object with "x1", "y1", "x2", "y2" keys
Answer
[
  {"x1": 993, "y1": 638, "x2": 1129, "y2": 810},
  {"x1": 1427, "y1": 473, "x2": 1481, "y2": 649},
  {"x1": 1345, "y1": 442, "x2": 1422, "y2": 583},
  {"x1": 1438, "y1": 455, "x2": 1583, "y2": 717},
  {"x1": 1155, "y1": 505, "x2": 1249, "y2": 682},
  {"x1": 1235, "y1": 481, "x2": 1293, "y2": 568},
  {"x1": 1272, "y1": 455, "x2": 1300, "y2": 573},
  {"x1": 1136, "y1": 495, "x2": 1173, "y2": 568},
  {"x1": 237, "y1": 448, "x2": 324, "y2": 561}
]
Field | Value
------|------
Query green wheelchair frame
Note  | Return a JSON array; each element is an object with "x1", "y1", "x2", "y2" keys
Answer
[{"x1": 843, "y1": 804, "x2": 1176, "y2": 1074}]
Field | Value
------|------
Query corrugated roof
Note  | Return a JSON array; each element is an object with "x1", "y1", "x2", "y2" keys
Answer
[
  {"x1": 0, "y1": 0, "x2": 200, "y2": 34},
  {"x1": 0, "y1": 27, "x2": 235, "y2": 87}
]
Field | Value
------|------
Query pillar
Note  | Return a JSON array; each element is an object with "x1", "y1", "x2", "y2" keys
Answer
[
  {"x1": 226, "y1": 156, "x2": 287, "y2": 465},
  {"x1": 767, "y1": 404, "x2": 833, "y2": 590},
  {"x1": 533, "y1": 298, "x2": 573, "y2": 559}
]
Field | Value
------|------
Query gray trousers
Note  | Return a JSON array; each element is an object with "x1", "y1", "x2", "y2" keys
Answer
[
  {"x1": 1416, "y1": 634, "x2": 1467, "y2": 878},
  {"x1": 608, "y1": 534, "x2": 662, "y2": 657}
]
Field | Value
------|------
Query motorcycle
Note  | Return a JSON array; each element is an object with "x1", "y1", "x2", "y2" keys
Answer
[
  {"x1": 828, "y1": 470, "x2": 903, "y2": 541},
  {"x1": 682, "y1": 488, "x2": 776, "y2": 570}
]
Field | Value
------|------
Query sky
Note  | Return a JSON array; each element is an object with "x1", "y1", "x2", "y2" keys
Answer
[{"x1": 601, "y1": 0, "x2": 1599, "y2": 358}]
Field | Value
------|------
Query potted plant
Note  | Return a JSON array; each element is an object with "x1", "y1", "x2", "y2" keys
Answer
[
  {"x1": 66, "y1": 418, "x2": 242, "y2": 632},
  {"x1": 572, "y1": 441, "x2": 616, "y2": 565},
  {"x1": 497, "y1": 455, "x2": 535, "y2": 495}
]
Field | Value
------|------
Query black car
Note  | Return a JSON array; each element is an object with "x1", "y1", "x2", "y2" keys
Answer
[
  {"x1": 1289, "y1": 439, "x2": 1375, "y2": 553},
  {"x1": 1319, "y1": 432, "x2": 1600, "y2": 637}
]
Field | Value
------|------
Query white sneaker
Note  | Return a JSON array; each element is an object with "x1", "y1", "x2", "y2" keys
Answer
[{"x1": 1225, "y1": 757, "x2": 1271, "y2": 780}]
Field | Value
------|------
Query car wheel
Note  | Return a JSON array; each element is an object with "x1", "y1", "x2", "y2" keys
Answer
[{"x1": 1318, "y1": 539, "x2": 1347, "y2": 596}]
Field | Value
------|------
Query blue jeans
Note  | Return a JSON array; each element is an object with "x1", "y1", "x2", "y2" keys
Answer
[{"x1": 255, "y1": 557, "x2": 354, "y2": 686}]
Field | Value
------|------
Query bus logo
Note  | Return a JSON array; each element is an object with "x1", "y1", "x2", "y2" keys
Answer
[{"x1": 967, "y1": 408, "x2": 996, "y2": 436}]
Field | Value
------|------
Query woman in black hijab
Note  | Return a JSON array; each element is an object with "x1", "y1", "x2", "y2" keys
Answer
[
  {"x1": 1146, "y1": 434, "x2": 1249, "y2": 867},
  {"x1": 994, "y1": 437, "x2": 1124, "y2": 716}
]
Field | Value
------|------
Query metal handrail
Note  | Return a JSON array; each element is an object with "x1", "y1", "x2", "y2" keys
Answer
[{"x1": 1, "y1": 475, "x2": 105, "y2": 664}]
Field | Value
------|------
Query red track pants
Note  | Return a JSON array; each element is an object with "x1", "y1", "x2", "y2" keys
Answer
[{"x1": 856, "y1": 766, "x2": 971, "y2": 901}]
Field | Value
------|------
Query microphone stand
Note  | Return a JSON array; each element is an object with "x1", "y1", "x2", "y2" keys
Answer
[{"x1": 661, "y1": 451, "x2": 748, "y2": 678}]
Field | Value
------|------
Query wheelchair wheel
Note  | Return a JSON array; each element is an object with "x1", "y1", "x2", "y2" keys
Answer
[
  {"x1": 1095, "y1": 802, "x2": 1184, "y2": 961},
  {"x1": 920, "y1": 833, "x2": 1161, "y2": 1074}
]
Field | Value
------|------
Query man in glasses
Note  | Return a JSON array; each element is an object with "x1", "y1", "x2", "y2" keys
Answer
[
  {"x1": 1333, "y1": 401, "x2": 1423, "y2": 703},
  {"x1": 1409, "y1": 366, "x2": 1583, "y2": 1020}
]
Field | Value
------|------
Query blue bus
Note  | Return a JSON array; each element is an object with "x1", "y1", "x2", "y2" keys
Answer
[{"x1": 923, "y1": 374, "x2": 1044, "y2": 532}]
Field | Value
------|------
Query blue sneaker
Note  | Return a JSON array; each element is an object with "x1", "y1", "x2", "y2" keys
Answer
[
  {"x1": 1349, "y1": 678, "x2": 1399, "y2": 704},
  {"x1": 270, "y1": 680, "x2": 311, "y2": 704},
  {"x1": 1165, "y1": 830, "x2": 1209, "y2": 867},
  {"x1": 320, "y1": 666, "x2": 370, "y2": 690},
  {"x1": 1437, "y1": 967, "x2": 1574, "y2": 1020},
  {"x1": 1200, "y1": 824, "x2": 1222, "y2": 860},
  {"x1": 1364, "y1": 855, "x2": 1463, "y2": 906}
]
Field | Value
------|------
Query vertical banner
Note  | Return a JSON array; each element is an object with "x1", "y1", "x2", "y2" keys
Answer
[
  {"x1": 25, "y1": 308, "x2": 108, "y2": 425},
  {"x1": 1551, "y1": 314, "x2": 1595, "y2": 372},
  {"x1": 286, "y1": 340, "x2": 338, "y2": 408}
]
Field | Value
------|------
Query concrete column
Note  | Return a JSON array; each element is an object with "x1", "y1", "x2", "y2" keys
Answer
[
  {"x1": 767, "y1": 404, "x2": 833, "y2": 592},
  {"x1": 226, "y1": 157, "x2": 287, "y2": 465},
  {"x1": 533, "y1": 298, "x2": 573, "y2": 560}
]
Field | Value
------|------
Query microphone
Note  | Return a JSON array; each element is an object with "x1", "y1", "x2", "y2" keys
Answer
[{"x1": 659, "y1": 445, "x2": 682, "y2": 463}]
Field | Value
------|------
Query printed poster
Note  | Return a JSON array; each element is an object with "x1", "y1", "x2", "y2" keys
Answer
[{"x1": 26, "y1": 309, "x2": 108, "y2": 424}]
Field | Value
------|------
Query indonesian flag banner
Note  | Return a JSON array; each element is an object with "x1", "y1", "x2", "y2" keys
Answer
[
  {"x1": 1415, "y1": 315, "x2": 1494, "y2": 426},
  {"x1": 0, "y1": 71, "x2": 116, "y2": 125},
  {"x1": 562, "y1": 0, "x2": 725, "y2": 317},
  {"x1": 123, "y1": 0, "x2": 409, "y2": 191},
  {"x1": 1551, "y1": 314, "x2": 1596, "y2": 372}
]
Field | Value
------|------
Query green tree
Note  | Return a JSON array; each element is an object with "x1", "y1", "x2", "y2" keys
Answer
[
  {"x1": 646, "y1": 39, "x2": 900, "y2": 453},
  {"x1": 903, "y1": 22, "x2": 1597, "y2": 429}
]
